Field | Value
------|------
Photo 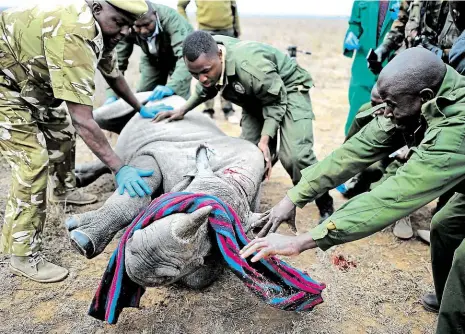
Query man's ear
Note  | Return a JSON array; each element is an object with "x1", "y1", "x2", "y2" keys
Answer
[
  {"x1": 218, "y1": 48, "x2": 222, "y2": 61},
  {"x1": 419, "y1": 88, "x2": 434, "y2": 103},
  {"x1": 91, "y1": 1, "x2": 103, "y2": 16}
]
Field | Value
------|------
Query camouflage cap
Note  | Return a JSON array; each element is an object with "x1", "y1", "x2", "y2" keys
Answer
[{"x1": 106, "y1": 0, "x2": 148, "y2": 18}]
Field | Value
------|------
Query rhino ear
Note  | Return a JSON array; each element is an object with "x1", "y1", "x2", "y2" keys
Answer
[{"x1": 172, "y1": 206, "x2": 212, "y2": 240}]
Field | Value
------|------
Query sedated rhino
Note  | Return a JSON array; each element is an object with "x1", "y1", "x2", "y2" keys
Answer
[{"x1": 66, "y1": 94, "x2": 265, "y2": 289}]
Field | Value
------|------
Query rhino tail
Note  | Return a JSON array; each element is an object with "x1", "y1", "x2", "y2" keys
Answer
[{"x1": 195, "y1": 144, "x2": 213, "y2": 175}]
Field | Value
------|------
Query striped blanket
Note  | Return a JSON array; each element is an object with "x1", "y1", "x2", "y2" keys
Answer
[{"x1": 88, "y1": 192, "x2": 326, "y2": 324}]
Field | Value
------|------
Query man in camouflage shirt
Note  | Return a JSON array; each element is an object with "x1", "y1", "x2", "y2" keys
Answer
[
  {"x1": 0, "y1": 0, "x2": 161, "y2": 283},
  {"x1": 368, "y1": 1, "x2": 462, "y2": 73}
]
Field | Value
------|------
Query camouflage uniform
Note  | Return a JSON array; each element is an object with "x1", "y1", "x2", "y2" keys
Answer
[
  {"x1": 381, "y1": 1, "x2": 460, "y2": 61},
  {"x1": 0, "y1": 2, "x2": 119, "y2": 256}
]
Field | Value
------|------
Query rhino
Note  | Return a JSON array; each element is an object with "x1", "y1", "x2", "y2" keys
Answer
[{"x1": 66, "y1": 94, "x2": 266, "y2": 289}]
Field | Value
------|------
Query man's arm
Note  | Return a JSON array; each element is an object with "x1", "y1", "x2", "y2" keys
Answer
[
  {"x1": 152, "y1": 82, "x2": 215, "y2": 122},
  {"x1": 104, "y1": 74, "x2": 142, "y2": 113},
  {"x1": 343, "y1": 1, "x2": 361, "y2": 57},
  {"x1": 242, "y1": 123, "x2": 465, "y2": 261},
  {"x1": 98, "y1": 47, "x2": 142, "y2": 113},
  {"x1": 287, "y1": 115, "x2": 403, "y2": 207},
  {"x1": 66, "y1": 102, "x2": 123, "y2": 173},
  {"x1": 245, "y1": 60, "x2": 288, "y2": 139},
  {"x1": 310, "y1": 125, "x2": 465, "y2": 250},
  {"x1": 177, "y1": 0, "x2": 190, "y2": 20}
]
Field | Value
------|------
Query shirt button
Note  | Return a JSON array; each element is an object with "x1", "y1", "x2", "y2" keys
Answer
[{"x1": 327, "y1": 222, "x2": 337, "y2": 230}]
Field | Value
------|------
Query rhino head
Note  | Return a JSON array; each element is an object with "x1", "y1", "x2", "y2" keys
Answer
[
  {"x1": 125, "y1": 205, "x2": 213, "y2": 287},
  {"x1": 125, "y1": 145, "x2": 263, "y2": 288}
]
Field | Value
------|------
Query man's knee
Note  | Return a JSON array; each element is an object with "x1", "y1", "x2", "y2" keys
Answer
[
  {"x1": 431, "y1": 212, "x2": 446, "y2": 241},
  {"x1": 279, "y1": 146, "x2": 316, "y2": 174},
  {"x1": 451, "y1": 244, "x2": 465, "y2": 270}
]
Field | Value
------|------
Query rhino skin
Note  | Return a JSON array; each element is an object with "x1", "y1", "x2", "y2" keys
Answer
[{"x1": 65, "y1": 93, "x2": 265, "y2": 289}]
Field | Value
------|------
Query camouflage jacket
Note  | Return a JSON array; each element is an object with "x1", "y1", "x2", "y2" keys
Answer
[
  {"x1": 381, "y1": 1, "x2": 460, "y2": 60},
  {"x1": 0, "y1": 1, "x2": 119, "y2": 110}
]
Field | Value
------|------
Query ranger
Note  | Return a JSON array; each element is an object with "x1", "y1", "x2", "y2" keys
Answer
[
  {"x1": 243, "y1": 48, "x2": 465, "y2": 334},
  {"x1": 152, "y1": 31, "x2": 335, "y2": 222},
  {"x1": 177, "y1": 0, "x2": 240, "y2": 121},
  {"x1": 105, "y1": 1, "x2": 194, "y2": 109},
  {"x1": 0, "y1": 1, "x2": 159, "y2": 283}
]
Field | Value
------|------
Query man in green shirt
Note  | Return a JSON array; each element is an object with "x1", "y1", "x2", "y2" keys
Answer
[
  {"x1": 152, "y1": 31, "x2": 334, "y2": 221},
  {"x1": 177, "y1": 0, "x2": 240, "y2": 121},
  {"x1": 104, "y1": 1, "x2": 193, "y2": 117},
  {"x1": 241, "y1": 48, "x2": 465, "y2": 334}
]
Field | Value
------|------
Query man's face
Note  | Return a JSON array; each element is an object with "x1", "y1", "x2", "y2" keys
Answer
[
  {"x1": 378, "y1": 82, "x2": 423, "y2": 132},
  {"x1": 185, "y1": 52, "x2": 222, "y2": 88},
  {"x1": 133, "y1": 12, "x2": 157, "y2": 39},
  {"x1": 92, "y1": 2, "x2": 133, "y2": 50}
]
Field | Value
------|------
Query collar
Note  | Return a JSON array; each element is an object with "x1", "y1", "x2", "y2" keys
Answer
[
  {"x1": 92, "y1": 19, "x2": 105, "y2": 57},
  {"x1": 216, "y1": 44, "x2": 227, "y2": 88},
  {"x1": 421, "y1": 65, "x2": 465, "y2": 126}
]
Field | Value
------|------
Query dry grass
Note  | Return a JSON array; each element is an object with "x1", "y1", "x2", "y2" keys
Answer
[{"x1": 0, "y1": 17, "x2": 436, "y2": 334}]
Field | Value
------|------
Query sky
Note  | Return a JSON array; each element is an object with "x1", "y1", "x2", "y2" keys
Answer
[{"x1": 0, "y1": 0, "x2": 354, "y2": 17}]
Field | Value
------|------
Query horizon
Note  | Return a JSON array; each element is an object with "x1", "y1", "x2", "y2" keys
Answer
[{"x1": 0, "y1": 0, "x2": 354, "y2": 17}]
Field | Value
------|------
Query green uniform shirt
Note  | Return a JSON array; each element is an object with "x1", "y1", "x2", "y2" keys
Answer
[
  {"x1": 177, "y1": 0, "x2": 240, "y2": 35},
  {"x1": 116, "y1": 2, "x2": 193, "y2": 95},
  {"x1": 0, "y1": 2, "x2": 119, "y2": 109},
  {"x1": 290, "y1": 66, "x2": 465, "y2": 250},
  {"x1": 188, "y1": 36, "x2": 314, "y2": 138}
]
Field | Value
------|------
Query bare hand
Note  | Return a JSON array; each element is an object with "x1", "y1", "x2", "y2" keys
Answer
[
  {"x1": 258, "y1": 138, "x2": 272, "y2": 180},
  {"x1": 240, "y1": 233, "x2": 313, "y2": 262},
  {"x1": 152, "y1": 108, "x2": 185, "y2": 123},
  {"x1": 256, "y1": 195, "x2": 297, "y2": 238}
]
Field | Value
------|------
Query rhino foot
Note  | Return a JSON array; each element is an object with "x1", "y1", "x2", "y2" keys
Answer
[
  {"x1": 65, "y1": 214, "x2": 121, "y2": 259},
  {"x1": 69, "y1": 230, "x2": 95, "y2": 259}
]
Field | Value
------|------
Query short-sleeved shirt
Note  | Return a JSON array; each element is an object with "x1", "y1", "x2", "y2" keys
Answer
[{"x1": 0, "y1": 1, "x2": 119, "y2": 109}]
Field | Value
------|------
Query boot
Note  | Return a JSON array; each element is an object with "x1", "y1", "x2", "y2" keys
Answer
[
  {"x1": 417, "y1": 229, "x2": 430, "y2": 244},
  {"x1": 315, "y1": 192, "x2": 334, "y2": 224},
  {"x1": 223, "y1": 108, "x2": 240, "y2": 124},
  {"x1": 421, "y1": 293, "x2": 439, "y2": 313},
  {"x1": 9, "y1": 253, "x2": 68, "y2": 283},
  {"x1": 50, "y1": 188, "x2": 97, "y2": 205},
  {"x1": 393, "y1": 216, "x2": 413, "y2": 239},
  {"x1": 203, "y1": 108, "x2": 215, "y2": 119}
]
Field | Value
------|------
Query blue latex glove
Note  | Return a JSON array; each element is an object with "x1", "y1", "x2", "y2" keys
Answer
[
  {"x1": 115, "y1": 165, "x2": 154, "y2": 197},
  {"x1": 390, "y1": 0, "x2": 400, "y2": 21},
  {"x1": 148, "y1": 85, "x2": 175, "y2": 101},
  {"x1": 103, "y1": 96, "x2": 118, "y2": 105},
  {"x1": 344, "y1": 31, "x2": 360, "y2": 51},
  {"x1": 139, "y1": 104, "x2": 174, "y2": 118}
]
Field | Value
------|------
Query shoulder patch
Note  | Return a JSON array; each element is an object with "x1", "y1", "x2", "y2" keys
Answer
[{"x1": 233, "y1": 81, "x2": 245, "y2": 94}]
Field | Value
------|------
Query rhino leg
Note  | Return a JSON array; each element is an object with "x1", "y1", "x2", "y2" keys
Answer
[
  {"x1": 65, "y1": 154, "x2": 162, "y2": 259},
  {"x1": 75, "y1": 160, "x2": 110, "y2": 188}
]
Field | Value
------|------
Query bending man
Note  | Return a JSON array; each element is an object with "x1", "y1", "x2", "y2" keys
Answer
[
  {"x1": 153, "y1": 31, "x2": 335, "y2": 222},
  {"x1": 242, "y1": 47, "x2": 465, "y2": 334}
]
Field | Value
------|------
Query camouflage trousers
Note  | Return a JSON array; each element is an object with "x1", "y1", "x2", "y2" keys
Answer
[{"x1": 0, "y1": 77, "x2": 76, "y2": 256}]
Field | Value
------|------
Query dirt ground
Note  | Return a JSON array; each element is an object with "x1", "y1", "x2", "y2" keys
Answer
[{"x1": 0, "y1": 17, "x2": 437, "y2": 333}]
